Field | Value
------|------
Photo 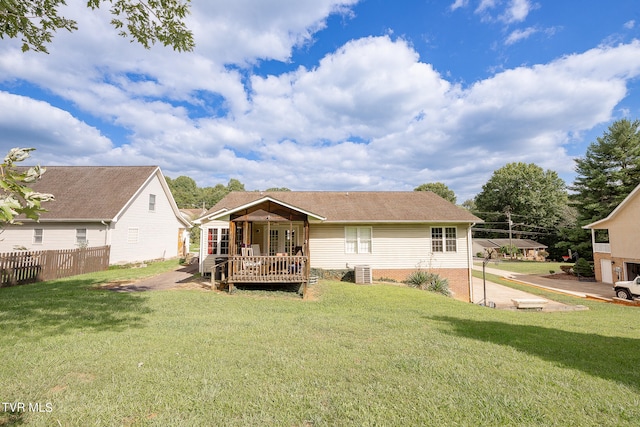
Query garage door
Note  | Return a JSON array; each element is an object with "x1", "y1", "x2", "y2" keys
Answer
[
  {"x1": 600, "y1": 259, "x2": 613, "y2": 284},
  {"x1": 626, "y1": 263, "x2": 640, "y2": 281}
]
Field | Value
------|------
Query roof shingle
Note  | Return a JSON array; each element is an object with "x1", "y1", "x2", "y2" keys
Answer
[
  {"x1": 207, "y1": 191, "x2": 482, "y2": 223},
  {"x1": 22, "y1": 166, "x2": 158, "y2": 221}
]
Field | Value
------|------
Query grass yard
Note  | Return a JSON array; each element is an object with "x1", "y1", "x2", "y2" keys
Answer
[
  {"x1": 475, "y1": 260, "x2": 571, "y2": 275},
  {"x1": 1, "y1": 261, "x2": 640, "y2": 426}
]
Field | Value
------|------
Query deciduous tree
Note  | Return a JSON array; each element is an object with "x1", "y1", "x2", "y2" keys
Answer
[
  {"x1": 474, "y1": 162, "x2": 568, "y2": 230},
  {"x1": 414, "y1": 182, "x2": 457, "y2": 204},
  {"x1": 0, "y1": 0, "x2": 194, "y2": 53},
  {"x1": 0, "y1": 148, "x2": 54, "y2": 225}
]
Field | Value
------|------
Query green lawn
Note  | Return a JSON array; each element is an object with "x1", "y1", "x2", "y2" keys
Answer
[
  {"x1": 475, "y1": 260, "x2": 571, "y2": 274},
  {"x1": 2, "y1": 262, "x2": 640, "y2": 426}
]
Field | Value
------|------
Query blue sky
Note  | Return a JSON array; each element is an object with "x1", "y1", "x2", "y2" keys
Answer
[{"x1": 1, "y1": 0, "x2": 639, "y2": 202}]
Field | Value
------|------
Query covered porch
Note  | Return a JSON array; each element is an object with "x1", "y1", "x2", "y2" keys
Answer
[{"x1": 223, "y1": 199, "x2": 315, "y2": 295}]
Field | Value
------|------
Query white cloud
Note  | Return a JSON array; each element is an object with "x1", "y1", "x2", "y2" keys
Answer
[
  {"x1": 505, "y1": 27, "x2": 538, "y2": 44},
  {"x1": 0, "y1": 92, "x2": 112, "y2": 165},
  {"x1": 450, "y1": 0, "x2": 469, "y2": 11},
  {"x1": 624, "y1": 20, "x2": 635, "y2": 30},
  {"x1": 473, "y1": 0, "x2": 535, "y2": 24},
  {"x1": 476, "y1": 0, "x2": 498, "y2": 14},
  {"x1": 0, "y1": 2, "x2": 639, "y2": 202},
  {"x1": 501, "y1": 0, "x2": 534, "y2": 23}
]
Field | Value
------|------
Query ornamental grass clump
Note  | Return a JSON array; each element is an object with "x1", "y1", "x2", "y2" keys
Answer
[{"x1": 405, "y1": 270, "x2": 451, "y2": 297}]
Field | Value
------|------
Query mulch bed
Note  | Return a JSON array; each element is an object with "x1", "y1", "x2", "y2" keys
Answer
[{"x1": 542, "y1": 273, "x2": 580, "y2": 281}]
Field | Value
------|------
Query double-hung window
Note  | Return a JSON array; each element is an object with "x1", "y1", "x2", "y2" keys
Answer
[
  {"x1": 432, "y1": 227, "x2": 457, "y2": 252},
  {"x1": 76, "y1": 228, "x2": 87, "y2": 245},
  {"x1": 33, "y1": 229, "x2": 43, "y2": 245},
  {"x1": 149, "y1": 194, "x2": 156, "y2": 212},
  {"x1": 345, "y1": 227, "x2": 372, "y2": 254}
]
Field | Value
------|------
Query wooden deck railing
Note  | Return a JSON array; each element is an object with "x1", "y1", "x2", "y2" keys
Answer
[{"x1": 228, "y1": 255, "x2": 308, "y2": 283}]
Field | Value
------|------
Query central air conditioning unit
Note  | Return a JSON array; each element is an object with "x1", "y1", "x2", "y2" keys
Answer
[{"x1": 354, "y1": 265, "x2": 372, "y2": 284}]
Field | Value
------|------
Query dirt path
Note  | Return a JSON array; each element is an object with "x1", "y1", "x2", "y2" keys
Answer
[{"x1": 103, "y1": 263, "x2": 207, "y2": 292}]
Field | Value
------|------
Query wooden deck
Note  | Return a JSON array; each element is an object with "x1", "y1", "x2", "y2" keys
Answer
[{"x1": 227, "y1": 255, "x2": 309, "y2": 284}]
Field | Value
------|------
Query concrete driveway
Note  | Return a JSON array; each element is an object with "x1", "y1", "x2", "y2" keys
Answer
[{"x1": 472, "y1": 264, "x2": 622, "y2": 311}]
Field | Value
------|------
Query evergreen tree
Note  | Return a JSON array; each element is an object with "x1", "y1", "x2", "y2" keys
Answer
[
  {"x1": 559, "y1": 119, "x2": 640, "y2": 259},
  {"x1": 572, "y1": 119, "x2": 640, "y2": 223}
]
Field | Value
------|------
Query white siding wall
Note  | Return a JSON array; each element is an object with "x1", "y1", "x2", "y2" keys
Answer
[
  {"x1": 309, "y1": 223, "x2": 470, "y2": 270},
  {"x1": 0, "y1": 223, "x2": 106, "y2": 252},
  {"x1": 109, "y1": 174, "x2": 185, "y2": 264}
]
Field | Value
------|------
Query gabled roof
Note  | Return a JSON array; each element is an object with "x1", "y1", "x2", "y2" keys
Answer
[
  {"x1": 583, "y1": 182, "x2": 640, "y2": 229},
  {"x1": 22, "y1": 166, "x2": 188, "y2": 225},
  {"x1": 200, "y1": 191, "x2": 482, "y2": 223}
]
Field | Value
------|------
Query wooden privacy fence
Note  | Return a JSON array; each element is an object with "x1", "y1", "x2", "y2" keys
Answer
[{"x1": 0, "y1": 246, "x2": 110, "y2": 287}]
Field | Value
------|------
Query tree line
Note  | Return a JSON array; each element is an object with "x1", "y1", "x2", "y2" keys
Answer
[
  {"x1": 165, "y1": 118, "x2": 639, "y2": 261},
  {"x1": 445, "y1": 118, "x2": 640, "y2": 261},
  {"x1": 164, "y1": 176, "x2": 292, "y2": 211},
  {"x1": 3, "y1": 119, "x2": 638, "y2": 262}
]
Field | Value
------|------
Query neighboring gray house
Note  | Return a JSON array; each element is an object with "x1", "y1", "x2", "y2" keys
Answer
[
  {"x1": 196, "y1": 191, "x2": 482, "y2": 302},
  {"x1": 0, "y1": 166, "x2": 191, "y2": 264},
  {"x1": 473, "y1": 238, "x2": 548, "y2": 260}
]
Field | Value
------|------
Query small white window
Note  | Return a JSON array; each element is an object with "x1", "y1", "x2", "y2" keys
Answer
[
  {"x1": 76, "y1": 228, "x2": 87, "y2": 245},
  {"x1": 149, "y1": 194, "x2": 156, "y2": 211},
  {"x1": 445, "y1": 227, "x2": 457, "y2": 252},
  {"x1": 432, "y1": 227, "x2": 457, "y2": 253},
  {"x1": 33, "y1": 229, "x2": 43, "y2": 244},
  {"x1": 345, "y1": 227, "x2": 372, "y2": 254},
  {"x1": 128, "y1": 228, "x2": 139, "y2": 244}
]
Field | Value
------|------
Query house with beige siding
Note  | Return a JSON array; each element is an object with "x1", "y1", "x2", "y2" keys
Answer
[
  {"x1": 584, "y1": 182, "x2": 640, "y2": 284},
  {"x1": 196, "y1": 192, "x2": 482, "y2": 302},
  {"x1": 0, "y1": 166, "x2": 191, "y2": 264}
]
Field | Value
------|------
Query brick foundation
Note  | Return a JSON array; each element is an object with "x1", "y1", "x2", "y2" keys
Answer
[
  {"x1": 594, "y1": 253, "x2": 640, "y2": 283},
  {"x1": 373, "y1": 268, "x2": 471, "y2": 302}
]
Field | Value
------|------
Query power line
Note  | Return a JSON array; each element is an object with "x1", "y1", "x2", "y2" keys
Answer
[{"x1": 471, "y1": 228, "x2": 550, "y2": 236}]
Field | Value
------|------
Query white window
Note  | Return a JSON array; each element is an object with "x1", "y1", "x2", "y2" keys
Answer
[
  {"x1": 128, "y1": 228, "x2": 139, "y2": 244},
  {"x1": 149, "y1": 194, "x2": 156, "y2": 211},
  {"x1": 432, "y1": 227, "x2": 457, "y2": 252},
  {"x1": 445, "y1": 227, "x2": 457, "y2": 252},
  {"x1": 207, "y1": 227, "x2": 229, "y2": 255},
  {"x1": 33, "y1": 229, "x2": 43, "y2": 244},
  {"x1": 345, "y1": 227, "x2": 372, "y2": 254},
  {"x1": 76, "y1": 228, "x2": 87, "y2": 245}
]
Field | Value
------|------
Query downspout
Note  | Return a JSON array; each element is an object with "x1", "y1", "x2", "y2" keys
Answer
[{"x1": 101, "y1": 221, "x2": 110, "y2": 246}]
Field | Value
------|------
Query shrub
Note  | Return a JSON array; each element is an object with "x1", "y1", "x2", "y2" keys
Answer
[
  {"x1": 560, "y1": 265, "x2": 573, "y2": 274},
  {"x1": 549, "y1": 270, "x2": 555, "y2": 274},
  {"x1": 405, "y1": 270, "x2": 432, "y2": 288},
  {"x1": 405, "y1": 271, "x2": 451, "y2": 297},
  {"x1": 573, "y1": 258, "x2": 594, "y2": 277}
]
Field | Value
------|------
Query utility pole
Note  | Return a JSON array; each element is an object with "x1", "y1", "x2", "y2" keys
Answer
[{"x1": 505, "y1": 207, "x2": 513, "y2": 259}]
